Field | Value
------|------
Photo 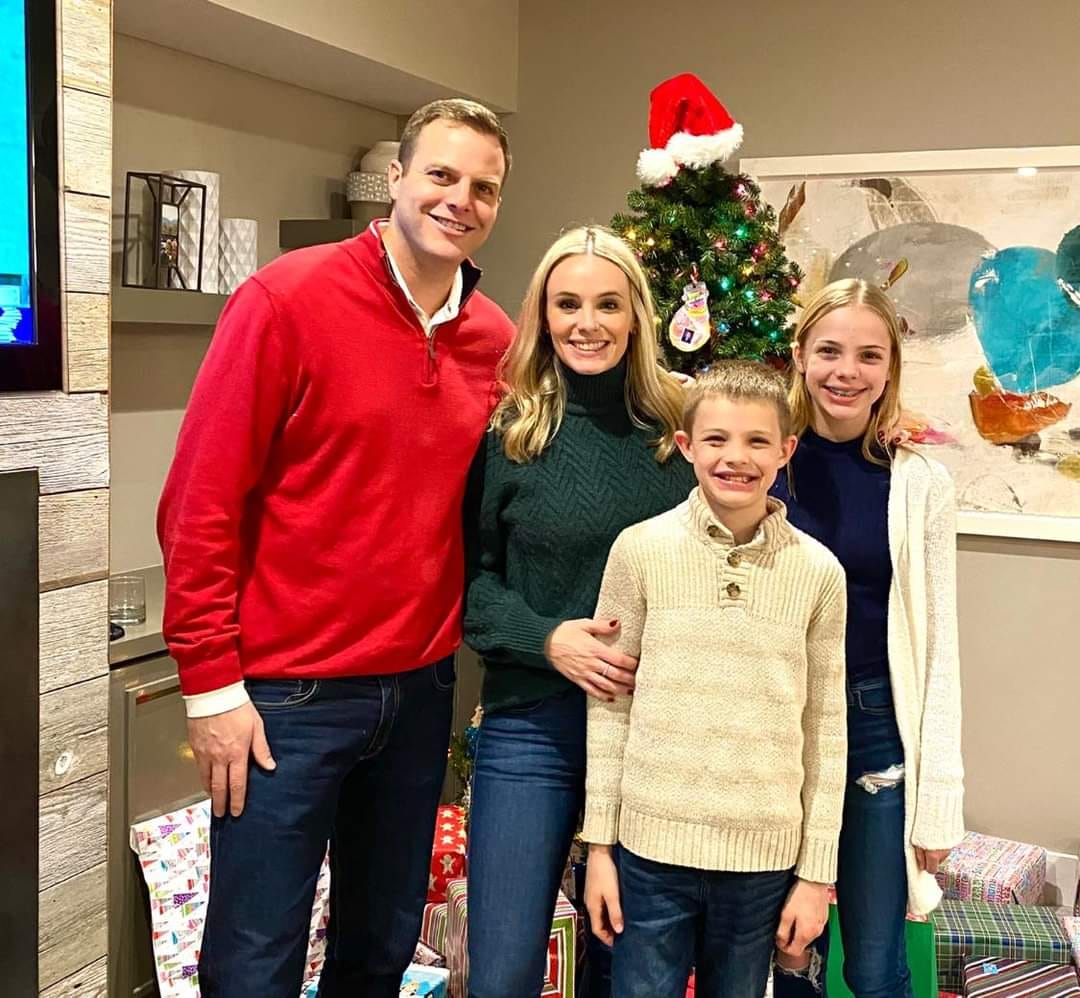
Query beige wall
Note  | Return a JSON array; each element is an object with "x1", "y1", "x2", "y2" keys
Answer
[
  {"x1": 204, "y1": 0, "x2": 519, "y2": 111},
  {"x1": 481, "y1": 0, "x2": 1080, "y2": 856},
  {"x1": 110, "y1": 35, "x2": 398, "y2": 571}
]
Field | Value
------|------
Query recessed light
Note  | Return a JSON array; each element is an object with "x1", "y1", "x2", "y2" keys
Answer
[{"x1": 1017, "y1": 166, "x2": 1038, "y2": 177}]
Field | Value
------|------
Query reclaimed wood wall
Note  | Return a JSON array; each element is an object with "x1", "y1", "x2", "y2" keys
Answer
[{"x1": 0, "y1": 0, "x2": 112, "y2": 991}]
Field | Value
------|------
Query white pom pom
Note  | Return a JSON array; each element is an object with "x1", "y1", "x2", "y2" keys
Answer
[
  {"x1": 666, "y1": 124, "x2": 744, "y2": 168},
  {"x1": 636, "y1": 148, "x2": 679, "y2": 186}
]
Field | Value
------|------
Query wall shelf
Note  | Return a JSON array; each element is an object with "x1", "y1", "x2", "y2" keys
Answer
[
  {"x1": 112, "y1": 287, "x2": 229, "y2": 327},
  {"x1": 279, "y1": 218, "x2": 371, "y2": 251},
  {"x1": 113, "y1": 0, "x2": 516, "y2": 114}
]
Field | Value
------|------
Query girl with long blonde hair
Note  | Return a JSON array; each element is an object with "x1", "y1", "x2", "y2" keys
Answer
[
  {"x1": 462, "y1": 225, "x2": 694, "y2": 997},
  {"x1": 772, "y1": 278, "x2": 964, "y2": 997}
]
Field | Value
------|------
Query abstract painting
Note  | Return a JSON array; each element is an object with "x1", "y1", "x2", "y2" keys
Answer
[{"x1": 743, "y1": 148, "x2": 1080, "y2": 541}]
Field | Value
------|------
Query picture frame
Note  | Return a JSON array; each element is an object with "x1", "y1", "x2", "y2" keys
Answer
[{"x1": 742, "y1": 146, "x2": 1080, "y2": 542}]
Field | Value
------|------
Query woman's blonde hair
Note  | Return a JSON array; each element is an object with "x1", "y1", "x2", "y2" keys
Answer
[
  {"x1": 492, "y1": 225, "x2": 684, "y2": 463},
  {"x1": 789, "y1": 278, "x2": 904, "y2": 466}
]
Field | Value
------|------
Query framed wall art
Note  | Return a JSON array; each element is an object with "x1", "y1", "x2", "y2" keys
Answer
[{"x1": 743, "y1": 146, "x2": 1080, "y2": 541}]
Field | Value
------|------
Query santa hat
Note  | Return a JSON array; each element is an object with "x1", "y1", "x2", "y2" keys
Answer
[{"x1": 637, "y1": 73, "x2": 744, "y2": 186}]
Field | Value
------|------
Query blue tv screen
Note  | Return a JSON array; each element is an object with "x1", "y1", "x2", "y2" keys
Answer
[
  {"x1": 0, "y1": 0, "x2": 61, "y2": 391},
  {"x1": 0, "y1": 0, "x2": 33, "y2": 345}
]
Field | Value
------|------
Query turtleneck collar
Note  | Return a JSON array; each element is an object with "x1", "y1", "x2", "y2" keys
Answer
[
  {"x1": 685, "y1": 487, "x2": 791, "y2": 552},
  {"x1": 802, "y1": 426, "x2": 868, "y2": 457},
  {"x1": 560, "y1": 356, "x2": 629, "y2": 416}
]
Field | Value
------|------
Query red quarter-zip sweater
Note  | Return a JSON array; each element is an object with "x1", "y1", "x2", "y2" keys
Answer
[{"x1": 157, "y1": 224, "x2": 514, "y2": 696}]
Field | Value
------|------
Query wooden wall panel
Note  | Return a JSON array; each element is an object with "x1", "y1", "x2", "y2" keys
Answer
[
  {"x1": 64, "y1": 293, "x2": 109, "y2": 393},
  {"x1": 62, "y1": 88, "x2": 111, "y2": 196},
  {"x1": 39, "y1": 489, "x2": 109, "y2": 591},
  {"x1": 36, "y1": 0, "x2": 113, "y2": 990},
  {"x1": 60, "y1": 0, "x2": 111, "y2": 97},
  {"x1": 39, "y1": 771, "x2": 108, "y2": 892},
  {"x1": 38, "y1": 864, "x2": 107, "y2": 990},
  {"x1": 40, "y1": 957, "x2": 107, "y2": 998},
  {"x1": 0, "y1": 393, "x2": 109, "y2": 494},
  {"x1": 39, "y1": 580, "x2": 109, "y2": 694},
  {"x1": 63, "y1": 193, "x2": 111, "y2": 295},
  {"x1": 39, "y1": 676, "x2": 108, "y2": 795}
]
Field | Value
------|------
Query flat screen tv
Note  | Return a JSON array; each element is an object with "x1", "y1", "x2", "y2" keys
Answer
[{"x1": 0, "y1": 0, "x2": 61, "y2": 392}]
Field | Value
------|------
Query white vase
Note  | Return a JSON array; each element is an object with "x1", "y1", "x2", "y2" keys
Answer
[
  {"x1": 219, "y1": 218, "x2": 258, "y2": 295},
  {"x1": 168, "y1": 170, "x2": 220, "y2": 293},
  {"x1": 359, "y1": 140, "x2": 400, "y2": 175}
]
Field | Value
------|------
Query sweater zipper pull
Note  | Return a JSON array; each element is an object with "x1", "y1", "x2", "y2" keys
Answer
[{"x1": 424, "y1": 332, "x2": 438, "y2": 384}]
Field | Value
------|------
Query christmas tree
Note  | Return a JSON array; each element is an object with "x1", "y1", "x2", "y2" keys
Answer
[{"x1": 612, "y1": 74, "x2": 802, "y2": 375}]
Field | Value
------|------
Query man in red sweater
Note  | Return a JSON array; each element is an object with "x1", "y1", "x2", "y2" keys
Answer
[{"x1": 157, "y1": 99, "x2": 514, "y2": 997}]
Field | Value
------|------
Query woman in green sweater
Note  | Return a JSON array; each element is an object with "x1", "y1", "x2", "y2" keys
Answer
[{"x1": 463, "y1": 225, "x2": 695, "y2": 997}]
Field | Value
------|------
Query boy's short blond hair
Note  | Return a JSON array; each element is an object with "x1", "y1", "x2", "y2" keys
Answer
[{"x1": 682, "y1": 360, "x2": 793, "y2": 437}]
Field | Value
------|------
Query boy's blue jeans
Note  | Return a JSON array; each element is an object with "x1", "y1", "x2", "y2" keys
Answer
[
  {"x1": 197, "y1": 658, "x2": 455, "y2": 998},
  {"x1": 612, "y1": 845, "x2": 795, "y2": 998}
]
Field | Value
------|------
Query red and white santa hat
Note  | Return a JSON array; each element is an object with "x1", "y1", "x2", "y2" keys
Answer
[{"x1": 637, "y1": 73, "x2": 744, "y2": 186}]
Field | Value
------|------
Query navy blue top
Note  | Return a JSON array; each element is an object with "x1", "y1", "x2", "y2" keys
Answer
[{"x1": 771, "y1": 429, "x2": 893, "y2": 690}]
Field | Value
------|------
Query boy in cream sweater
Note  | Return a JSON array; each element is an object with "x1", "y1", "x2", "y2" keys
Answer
[{"x1": 582, "y1": 361, "x2": 848, "y2": 998}]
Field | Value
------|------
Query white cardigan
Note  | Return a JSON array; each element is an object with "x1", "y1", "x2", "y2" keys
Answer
[{"x1": 887, "y1": 447, "x2": 966, "y2": 914}]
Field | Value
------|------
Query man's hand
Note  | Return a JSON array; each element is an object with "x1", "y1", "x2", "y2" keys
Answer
[
  {"x1": 187, "y1": 702, "x2": 276, "y2": 818},
  {"x1": 775, "y1": 879, "x2": 829, "y2": 957},
  {"x1": 584, "y1": 845, "x2": 624, "y2": 946}
]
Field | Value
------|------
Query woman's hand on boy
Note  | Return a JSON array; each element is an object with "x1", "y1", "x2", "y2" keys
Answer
[
  {"x1": 545, "y1": 618, "x2": 638, "y2": 701},
  {"x1": 775, "y1": 879, "x2": 830, "y2": 957},
  {"x1": 585, "y1": 845, "x2": 624, "y2": 945}
]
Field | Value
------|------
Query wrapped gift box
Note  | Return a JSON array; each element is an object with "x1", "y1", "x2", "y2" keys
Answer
[
  {"x1": 443, "y1": 877, "x2": 580, "y2": 998},
  {"x1": 1060, "y1": 916, "x2": 1080, "y2": 970},
  {"x1": 429, "y1": 805, "x2": 468, "y2": 903},
  {"x1": 413, "y1": 940, "x2": 447, "y2": 968},
  {"x1": 130, "y1": 800, "x2": 331, "y2": 997},
  {"x1": 962, "y1": 957, "x2": 1080, "y2": 997},
  {"x1": 401, "y1": 963, "x2": 451, "y2": 996},
  {"x1": 934, "y1": 900, "x2": 1073, "y2": 992},
  {"x1": 420, "y1": 900, "x2": 449, "y2": 957},
  {"x1": 827, "y1": 901, "x2": 937, "y2": 998},
  {"x1": 937, "y1": 833, "x2": 1047, "y2": 906}
]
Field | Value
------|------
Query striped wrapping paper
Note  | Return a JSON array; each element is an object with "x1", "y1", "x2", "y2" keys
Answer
[
  {"x1": 938, "y1": 833, "x2": 1047, "y2": 905},
  {"x1": 543, "y1": 891, "x2": 579, "y2": 997},
  {"x1": 442, "y1": 877, "x2": 580, "y2": 998},
  {"x1": 935, "y1": 900, "x2": 1073, "y2": 992},
  {"x1": 420, "y1": 900, "x2": 449, "y2": 957},
  {"x1": 446, "y1": 879, "x2": 470, "y2": 998},
  {"x1": 962, "y1": 957, "x2": 1080, "y2": 997}
]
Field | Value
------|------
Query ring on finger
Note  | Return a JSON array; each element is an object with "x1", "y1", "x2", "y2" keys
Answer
[{"x1": 602, "y1": 664, "x2": 610, "y2": 679}]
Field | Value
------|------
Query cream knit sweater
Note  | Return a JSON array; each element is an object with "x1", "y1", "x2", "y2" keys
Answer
[
  {"x1": 582, "y1": 489, "x2": 848, "y2": 885},
  {"x1": 885, "y1": 447, "x2": 965, "y2": 914}
]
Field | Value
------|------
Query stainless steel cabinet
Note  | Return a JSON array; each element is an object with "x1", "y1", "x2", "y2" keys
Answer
[{"x1": 108, "y1": 653, "x2": 204, "y2": 998}]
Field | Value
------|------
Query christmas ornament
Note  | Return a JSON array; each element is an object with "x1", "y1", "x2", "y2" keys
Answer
[
  {"x1": 636, "y1": 73, "x2": 744, "y2": 186},
  {"x1": 669, "y1": 270, "x2": 711, "y2": 352}
]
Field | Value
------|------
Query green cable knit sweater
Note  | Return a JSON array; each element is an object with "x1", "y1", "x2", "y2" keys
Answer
[{"x1": 463, "y1": 359, "x2": 696, "y2": 711}]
